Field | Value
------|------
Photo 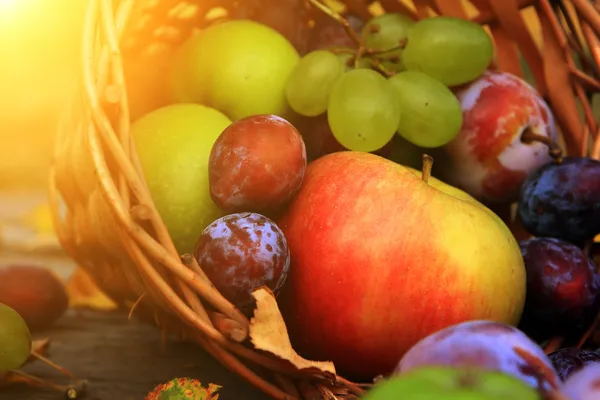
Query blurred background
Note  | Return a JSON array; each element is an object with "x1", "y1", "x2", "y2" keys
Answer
[
  {"x1": 0, "y1": 0, "x2": 543, "y2": 192},
  {"x1": 0, "y1": 0, "x2": 88, "y2": 191}
]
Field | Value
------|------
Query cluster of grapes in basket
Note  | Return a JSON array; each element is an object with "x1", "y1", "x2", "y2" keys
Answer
[{"x1": 284, "y1": 10, "x2": 491, "y2": 153}]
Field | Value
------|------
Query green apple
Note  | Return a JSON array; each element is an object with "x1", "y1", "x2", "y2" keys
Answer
[
  {"x1": 362, "y1": 366, "x2": 542, "y2": 399},
  {"x1": 131, "y1": 103, "x2": 232, "y2": 254},
  {"x1": 168, "y1": 19, "x2": 300, "y2": 120}
]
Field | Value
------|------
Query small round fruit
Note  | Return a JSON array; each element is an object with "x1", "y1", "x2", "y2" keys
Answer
[
  {"x1": 0, "y1": 303, "x2": 32, "y2": 372},
  {"x1": 364, "y1": 366, "x2": 542, "y2": 400},
  {"x1": 168, "y1": 20, "x2": 300, "y2": 120},
  {"x1": 518, "y1": 157, "x2": 600, "y2": 244},
  {"x1": 209, "y1": 114, "x2": 307, "y2": 213},
  {"x1": 388, "y1": 71, "x2": 462, "y2": 148},
  {"x1": 444, "y1": 70, "x2": 558, "y2": 204},
  {"x1": 396, "y1": 320, "x2": 561, "y2": 392},
  {"x1": 132, "y1": 104, "x2": 232, "y2": 254},
  {"x1": 361, "y1": 13, "x2": 415, "y2": 73},
  {"x1": 0, "y1": 264, "x2": 69, "y2": 331},
  {"x1": 285, "y1": 50, "x2": 345, "y2": 117},
  {"x1": 403, "y1": 16, "x2": 493, "y2": 86},
  {"x1": 518, "y1": 238, "x2": 600, "y2": 341},
  {"x1": 194, "y1": 213, "x2": 290, "y2": 310},
  {"x1": 327, "y1": 68, "x2": 401, "y2": 152}
]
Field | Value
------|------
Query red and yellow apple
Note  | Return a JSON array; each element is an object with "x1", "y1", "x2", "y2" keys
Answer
[
  {"x1": 443, "y1": 70, "x2": 558, "y2": 203},
  {"x1": 277, "y1": 151, "x2": 526, "y2": 382}
]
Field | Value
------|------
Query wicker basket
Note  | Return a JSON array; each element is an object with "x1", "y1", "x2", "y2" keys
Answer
[{"x1": 49, "y1": 0, "x2": 600, "y2": 399}]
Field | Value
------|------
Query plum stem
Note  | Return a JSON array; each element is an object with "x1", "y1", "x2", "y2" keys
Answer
[
  {"x1": 421, "y1": 154, "x2": 434, "y2": 184},
  {"x1": 520, "y1": 128, "x2": 564, "y2": 164}
]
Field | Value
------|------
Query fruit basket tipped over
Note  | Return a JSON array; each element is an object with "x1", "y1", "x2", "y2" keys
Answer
[{"x1": 50, "y1": 0, "x2": 600, "y2": 399}]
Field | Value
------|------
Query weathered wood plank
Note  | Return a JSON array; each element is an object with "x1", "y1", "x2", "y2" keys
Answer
[{"x1": 4, "y1": 310, "x2": 268, "y2": 400}]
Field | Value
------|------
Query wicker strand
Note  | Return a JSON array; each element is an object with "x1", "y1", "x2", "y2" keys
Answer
[{"x1": 82, "y1": 5, "x2": 250, "y2": 337}]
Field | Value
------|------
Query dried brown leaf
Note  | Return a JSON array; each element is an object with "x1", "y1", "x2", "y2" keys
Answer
[
  {"x1": 66, "y1": 267, "x2": 117, "y2": 311},
  {"x1": 249, "y1": 287, "x2": 336, "y2": 379}
]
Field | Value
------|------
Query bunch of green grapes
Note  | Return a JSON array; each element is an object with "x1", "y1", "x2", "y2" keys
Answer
[
  {"x1": 0, "y1": 303, "x2": 32, "y2": 372},
  {"x1": 284, "y1": 10, "x2": 494, "y2": 151}
]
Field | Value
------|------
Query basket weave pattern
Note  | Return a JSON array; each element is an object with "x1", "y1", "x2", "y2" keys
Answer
[{"x1": 50, "y1": 0, "x2": 600, "y2": 398}]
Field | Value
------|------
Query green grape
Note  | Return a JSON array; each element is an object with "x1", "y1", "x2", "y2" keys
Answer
[
  {"x1": 361, "y1": 13, "x2": 415, "y2": 73},
  {"x1": 285, "y1": 50, "x2": 345, "y2": 117},
  {"x1": 335, "y1": 51, "x2": 371, "y2": 71},
  {"x1": 0, "y1": 303, "x2": 31, "y2": 372},
  {"x1": 388, "y1": 71, "x2": 463, "y2": 148},
  {"x1": 327, "y1": 69, "x2": 401, "y2": 152},
  {"x1": 403, "y1": 16, "x2": 494, "y2": 86}
]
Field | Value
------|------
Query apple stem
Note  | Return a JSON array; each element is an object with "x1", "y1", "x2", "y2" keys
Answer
[
  {"x1": 520, "y1": 128, "x2": 563, "y2": 164},
  {"x1": 421, "y1": 154, "x2": 434, "y2": 184}
]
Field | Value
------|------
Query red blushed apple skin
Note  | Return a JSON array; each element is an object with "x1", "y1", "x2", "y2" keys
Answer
[
  {"x1": 277, "y1": 151, "x2": 525, "y2": 382},
  {"x1": 444, "y1": 70, "x2": 558, "y2": 204}
]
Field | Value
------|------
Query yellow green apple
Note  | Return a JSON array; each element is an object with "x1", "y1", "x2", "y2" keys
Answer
[
  {"x1": 131, "y1": 103, "x2": 232, "y2": 254},
  {"x1": 167, "y1": 19, "x2": 300, "y2": 120},
  {"x1": 277, "y1": 151, "x2": 526, "y2": 382}
]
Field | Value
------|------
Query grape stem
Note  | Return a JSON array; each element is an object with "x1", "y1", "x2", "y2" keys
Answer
[
  {"x1": 421, "y1": 154, "x2": 434, "y2": 184},
  {"x1": 31, "y1": 350, "x2": 75, "y2": 378},
  {"x1": 368, "y1": 57, "x2": 394, "y2": 78},
  {"x1": 364, "y1": 41, "x2": 408, "y2": 56},
  {"x1": 306, "y1": 0, "x2": 361, "y2": 47},
  {"x1": 520, "y1": 128, "x2": 564, "y2": 164},
  {"x1": 6, "y1": 369, "x2": 86, "y2": 397},
  {"x1": 307, "y1": 0, "x2": 402, "y2": 77}
]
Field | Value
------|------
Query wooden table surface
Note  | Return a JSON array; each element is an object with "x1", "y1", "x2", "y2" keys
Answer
[
  {"x1": 6, "y1": 310, "x2": 267, "y2": 400},
  {"x1": 0, "y1": 191, "x2": 268, "y2": 400}
]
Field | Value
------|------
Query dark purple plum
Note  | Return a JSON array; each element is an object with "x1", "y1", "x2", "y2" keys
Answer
[
  {"x1": 518, "y1": 157, "x2": 600, "y2": 244},
  {"x1": 194, "y1": 212, "x2": 291, "y2": 312},
  {"x1": 548, "y1": 347, "x2": 600, "y2": 382},
  {"x1": 518, "y1": 238, "x2": 600, "y2": 341}
]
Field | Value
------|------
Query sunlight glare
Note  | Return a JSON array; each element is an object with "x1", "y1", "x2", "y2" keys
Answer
[{"x1": 0, "y1": 0, "x2": 19, "y2": 10}]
